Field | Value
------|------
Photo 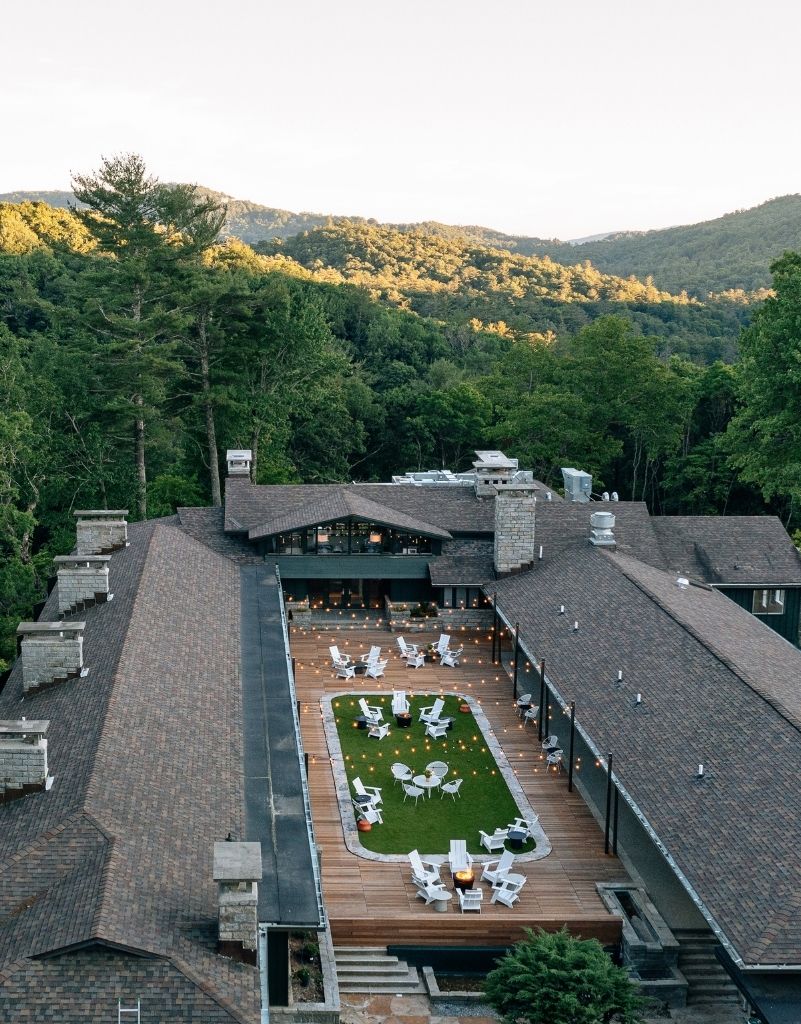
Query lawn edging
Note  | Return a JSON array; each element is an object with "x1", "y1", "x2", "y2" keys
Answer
[{"x1": 322, "y1": 690, "x2": 552, "y2": 863}]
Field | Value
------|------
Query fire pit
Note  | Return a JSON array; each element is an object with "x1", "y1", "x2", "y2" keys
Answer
[
  {"x1": 395, "y1": 712, "x2": 412, "y2": 728},
  {"x1": 452, "y1": 869, "x2": 475, "y2": 892}
]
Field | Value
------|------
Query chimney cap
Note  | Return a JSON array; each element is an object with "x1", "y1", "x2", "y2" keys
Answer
[
  {"x1": 53, "y1": 554, "x2": 112, "y2": 564},
  {"x1": 17, "y1": 621, "x2": 86, "y2": 635},
  {"x1": 0, "y1": 719, "x2": 49, "y2": 737},
  {"x1": 213, "y1": 841, "x2": 262, "y2": 882},
  {"x1": 226, "y1": 449, "x2": 252, "y2": 461},
  {"x1": 73, "y1": 510, "x2": 129, "y2": 518}
]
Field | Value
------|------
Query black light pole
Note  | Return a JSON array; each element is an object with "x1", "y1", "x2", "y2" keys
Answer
[
  {"x1": 491, "y1": 592, "x2": 498, "y2": 663},
  {"x1": 612, "y1": 787, "x2": 620, "y2": 856},
  {"x1": 513, "y1": 623, "x2": 520, "y2": 700},
  {"x1": 538, "y1": 660, "x2": 546, "y2": 741},
  {"x1": 568, "y1": 701, "x2": 576, "y2": 792},
  {"x1": 604, "y1": 753, "x2": 614, "y2": 854}
]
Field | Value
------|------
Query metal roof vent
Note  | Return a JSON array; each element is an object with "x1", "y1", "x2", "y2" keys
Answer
[
  {"x1": 561, "y1": 468, "x2": 592, "y2": 503},
  {"x1": 589, "y1": 511, "x2": 616, "y2": 547},
  {"x1": 676, "y1": 576, "x2": 690, "y2": 590},
  {"x1": 226, "y1": 449, "x2": 252, "y2": 477}
]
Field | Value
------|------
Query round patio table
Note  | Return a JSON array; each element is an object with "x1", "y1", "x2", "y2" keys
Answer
[{"x1": 413, "y1": 774, "x2": 441, "y2": 798}]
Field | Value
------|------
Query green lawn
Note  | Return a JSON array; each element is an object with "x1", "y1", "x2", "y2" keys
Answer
[{"x1": 332, "y1": 693, "x2": 535, "y2": 855}]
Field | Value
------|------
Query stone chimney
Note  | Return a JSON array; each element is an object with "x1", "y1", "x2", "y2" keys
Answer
[
  {"x1": 54, "y1": 555, "x2": 112, "y2": 616},
  {"x1": 74, "y1": 510, "x2": 129, "y2": 555},
  {"x1": 226, "y1": 449, "x2": 253, "y2": 478},
  {"x1": 213, "y1": 841, "x2": 262, "y2": 958},
  {"x1": 0, "y1": 720, "x2": 51, "y2": 803},
  {"x1": 494, "y1": 482, "x2": 537, "y2": 576},
  {"x1": 473, "y1": 450, "x2": 519, "y2": 497},
  {"x1": 17, "y1": 622, "x2": 86, "y2": 693},
  {"x1": 589, "y1": 511, "x2": 616, "y2": 548}
]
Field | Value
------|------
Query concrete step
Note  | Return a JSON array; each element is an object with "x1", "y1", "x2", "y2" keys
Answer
[
  {"x1": 334, "y1": 946, "x2": 423, "y2": 994},
  {"x1": 334, "y1": 952, "x2": 402, "y2": 966},
  {"x1": 337, "y1": 963, "x2": 410, "y2": 977}
]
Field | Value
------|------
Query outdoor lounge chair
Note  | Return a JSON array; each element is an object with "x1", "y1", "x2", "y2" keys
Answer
[
  {"x1": 448, "y1": 839, "x2": 473, "y2": 874},
  {"x1": 419, "y1": 698, "x2": 444, "y2": 724},
  {"x1": 359, "y1": 645, "x2": 382, "y2": 665},
  {"x1": 434, "y1": 633, "x2": 451, "y2": 656},
  {"x1": 364, "y1": 659, "x2": 387, "y2": 679},
  {"x1": 490, "y1": 874, "x2": 526, "y2": 908},
  {"x1": 391, "y1": 762, "x2": 413, "y2": 786},
  {"x1": 408, "y1": 849, "x2": 441, "y2": 887},
  {"x1": 392, "y1": 690, "x2": 410, "y2": 715},
  {"x1": 440, "y1": 647, "x2": 463, "y2": 668},
  {"x1": 336, "y1": 662, "x2": 356, "y2": 679},
  {"x1": 508, "y1": 815, "x2": 539, "y2": 839},
  {"x1": 352, "y1": 776, "x2": 382, "y2": 806},
  {"x1": 440, "y1": 778, "x2": 463, "y2": 800},
  {"x1": 479, "y1": 828, "x2": 508, "y2": 853},
  {"x1": 352, "y1": 798, "x2": 383, "y2": 825},
  {"x1": 396, "y1": 636, "x2": 418, "y2": 658},
  {"x1": 415, "y1": 881, "x2": 452, "y2": 907},
  {"x1": 425, "y1": 721, "x2": 449, "y2": 740},
  {"x1": 367, "y1": 722, "x2": 390, "y2": 740},
  {"x1": 458, "y1": 888, "x2": 483, "y2": 913},
  {"x1": 406, "y1": 651, "x2": 426, "y2": 669},
  {"x1": 481, "y1": 849, "x2": 515, "y2": 886},
  {"x1": 358, "y1": 697, "x2": 383, "y2": 724},
  {"x1": 402, "y1": 782, "x2": 425, "y2": 806}
]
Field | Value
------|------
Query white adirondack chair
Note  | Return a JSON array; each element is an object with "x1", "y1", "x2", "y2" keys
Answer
[
  {"x1": 352, "y1": 798, "x2": 383, "y2": 825},
  {"x1": 365, "y1": 659, "x2": 387, "y2": 679},
  {"x1": 408, "y1": 849, "x2": 441, "y2": 887},
  {"x1": 491, "y1": 875, "x2": 526, "y2": 907},
  {"x1": 440, "y1": 647, "x2": 463, "y2": 668},
  {"x1": 367, "y1": 722, "x2": 390, "y2": 740},
  {"x1": 419, "y1": 698, "x2": 444, "y2": 724},
  {"x1": 425, "y1": 721, "x2": 449, "y2": 740},
  {"x1": 352, "y1": 776, "x2": 382, "y2": 806},
  {"x1": 448, "y1": 839, "x2": 472, "y2": 874},
  {"x1": 359, "y1": 645, "x2": 382, "y2": 665},
  {"x1": 479, "y1": 828, "x2": 509, "y2": 853},
  {"x1": 434, "y1": 633, "x2": 451, "y2": 656},
  {"x1": 392, "y1": 691, "x2": 410, "y2": 715},
  {"x1": 396, "y1": 636, "x2": 418, "y2": 658},
  {"x1": 406, "y1": 651, "x2": 426, "y2": 669},
  {"x1": 458, "y1": 888, "x2": 483, "y2": 913},
  {"x1": 358, "y1": 697, "x2": 383, "y2": 724},
  {"x1": 481, "y1": 849, "x2": 515, "y2": 886}
]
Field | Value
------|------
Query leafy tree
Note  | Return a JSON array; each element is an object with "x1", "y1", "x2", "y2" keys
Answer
[
  {"x1": 725, "y1": 252, "x2": 801, "y2": 518},
  {"x1": 484, "y1": 928, "x2": 644, "y2": 1024}
]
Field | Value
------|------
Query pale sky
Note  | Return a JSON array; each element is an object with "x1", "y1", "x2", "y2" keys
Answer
[{"x1": 2, "y1": 0, "x2": 799, "y2": 239}]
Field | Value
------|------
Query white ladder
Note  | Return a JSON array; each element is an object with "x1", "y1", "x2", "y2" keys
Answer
[{"x1": 118, "y1": 998, "x2": 140, "y2": 1023}]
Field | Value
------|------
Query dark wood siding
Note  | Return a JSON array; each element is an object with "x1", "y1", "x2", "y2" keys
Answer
[{"x1": 717, "y1": 587, "x2": 801, "y2": 647}]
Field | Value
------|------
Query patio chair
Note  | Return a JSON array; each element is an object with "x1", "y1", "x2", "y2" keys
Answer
[
  {"x1": 358, "y1": 697, "x2": 383, "y2": 724},
  {"x1": 336, "y1": 662, "x2": 356, "y2": 679},
  {"x1": 359, "y1": 645, "x2": 382, "y2": 665},
  {"x1": 329, "y1": 645, "x2": 347, "y2": 665},
  {"x1": 406, "y1": 651, "x2": 426, "y2": 669},
  {"x1": 440, "y1": 647, "x2": 463, "y2": 668},
  {"x1": 522, "y1": 705, "x2": 539, "y2": 728},
  {"x1": 426, "y1": 761, "x2": 449, "y2": 778},
  {"x1": 396, "y1": 636, "x2": 418, "y2": 658},
  {"x1": 448, "y1": 839, "x2": 473, "y2": 874},
  {"x1": 408, "y1": 849, "x2": 441, "y2": 887},
  {"x1": 515, "y1": 693, "x2": 532, "y2": 715},
  {"x1": 545, "y1": 750, "x2": 564, "y2": 773},
  {"x1": 481, "y1": 849, "x2": 515, "y2": 886},
  {"x1": 352, "y1": 798, "x2": 383, "y2": 826},
  {"x1": 365, "y1": 659, "x2": 387, "y2": 680},
  {"x1": 367, "y1": 722, "x2": 390, "y2": 740},
  {"x1": 415, "y1": 881, "x2": 452, "y2": 907},
  {"x1": 434, "y1": 633, "x2": 451, "y2": 656},
  {"x1": 458, "y1": 888, "x2": 483, "y2": 913},
  {"x1": 508, "y1": 815, "x2": 539, "y2": 838},
  {"x1": 425, "y1": 721, "x2": 449, "y2": 740},
  {"x1": 440, "y1": 778, "x2": 463, "y2": 801},
  {"x1": 392, "y1": 690, "x2": 410, "y2": 715},
  {"x1": 402, "y1": 782, "x2": 425, "y2": 806},
  {"x1": 352, "y1": 776, "x2": 382, "y2": 806},
  {"x1": 391, "y1": 762, "x2": 413, "y2": 786},
  {"x1": 491, "y1": 875, "x2": 526, "y2": 908},
  {"x1": 479, "y1": 828, "x2": 509, "y2": 853},
  {"x1": 419, "y1": 698, "x2": 444, "y2": 724},
  {"x1": 542, "y1": 734, "x2": 560, "y2": 753}
]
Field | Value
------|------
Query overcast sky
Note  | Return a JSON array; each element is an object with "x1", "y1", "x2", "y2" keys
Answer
[{"x1": 2, "y1": 0, "x2": 798, "y2": 238}]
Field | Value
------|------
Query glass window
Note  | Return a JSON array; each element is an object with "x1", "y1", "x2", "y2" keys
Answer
[{"x1": 752, "y1": 589, "x2": 785, "y2": 614}]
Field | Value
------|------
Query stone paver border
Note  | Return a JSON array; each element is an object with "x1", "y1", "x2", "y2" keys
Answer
[{"x1": 322, "y1": 690, "x2": 552, "y2": 863}]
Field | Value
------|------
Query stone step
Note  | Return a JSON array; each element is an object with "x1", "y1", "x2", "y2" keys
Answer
[
  {"x1": 333, "y1": 945, "x2": 423, "y2": 994},
  {"x1": 335, "y1": 954, "x2": 402, "y2": 967},
  {"x1": 334, "y1": 946, "x2": 386, "y2": 954},
  {"x1": 337, "y1": 962, "x2": 410, "y2": 976}
]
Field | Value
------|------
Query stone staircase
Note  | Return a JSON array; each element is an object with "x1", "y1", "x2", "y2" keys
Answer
[
  {"x1": 674, "y1": 929, "x2": 741, "y2": 1005},
  {"x1": 334, "y1": 946, "x2": 424, "y2": 994}
]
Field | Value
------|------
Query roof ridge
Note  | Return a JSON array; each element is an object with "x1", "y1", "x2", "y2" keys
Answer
[{"x1": 607, "y1": 550, "x2": 801, "y2": 735}]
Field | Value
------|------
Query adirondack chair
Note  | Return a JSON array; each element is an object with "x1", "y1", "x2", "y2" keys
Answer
[
  {"x1": 367, "y1": 722, "x2": 390, "y2": 740},
  {"x1": 352, "y1": 776, "x2": 382, "y2": 806},
  {"x1": 419, "y1": 698, "x2": 444, "y2": 724},
  {"x1": 396, "y1": 636, "x2": 418, "y2": 658},
  {"x1": 425, "y1": 721, "x2": 449, "y2": 740},
  {"x1": 392, "y1": 691, "x2": 410, "y2": 714},
  {"x1": 358, "y1": 697, "x2": 383, "y2": 724},
  {"x1": 448, "y1": 839, "x2": 472, "y2": 874},
  {"x1": 491, "y1": 874, "x2": 526, "y2": 907},
  {"x1": 479, "y1": 828, "x2": 509, "y2": 853},
  {"x1": 458, "y1": 888, "x2": 483, "y2": 913},
  {"x1": 365, "y1": 659, "x2": 387, "y2": 680},
  {"x1": 359, "y1": 645, "x2": 382, "y2": 665},
  {"x1": 433, "y1": 633, "x2": 451, "y2": 656},
  {"x1": 352, "y1": 798, "x2": 383, "y2": 825},
  {"x1": 408, "y1": 848, "x2": 441, "y2": 887},
  {"x1": 440, "y1": 647, "x2": 463, "y2": 668},
  {"x1": 406, "y1": 651, "x2": 426, "y2": 669},
  {"x1": 481, "y1": 849, "x2": 515, "y2": 886}
]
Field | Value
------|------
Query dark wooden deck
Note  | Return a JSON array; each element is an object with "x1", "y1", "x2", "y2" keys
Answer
[{"x1": 291, "y1": 624, "x2": 627, "y2": 948}]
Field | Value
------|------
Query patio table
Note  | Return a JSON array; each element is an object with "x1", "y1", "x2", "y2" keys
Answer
[{"x1": 413, "y1": 774, "x2": 441, "y2": 798}]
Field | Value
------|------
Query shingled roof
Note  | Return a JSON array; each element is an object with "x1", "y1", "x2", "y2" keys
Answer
[
  {"x1": 224, "y1": 479, "x2": 494, "y2": 535},
  {"x1": 247, "y1": 488, "x2": 452, "y2": 541},
  {"x1": 0, "y1": 522, "x2": 258, "y2": 1022},
  {"x1": 494, "y1": 542, "x2": 801, "y2": 967}
]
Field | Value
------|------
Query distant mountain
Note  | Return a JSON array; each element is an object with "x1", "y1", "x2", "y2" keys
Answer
[{"x1": 3, "y1": 188, "x2": 799, "y2": 297}]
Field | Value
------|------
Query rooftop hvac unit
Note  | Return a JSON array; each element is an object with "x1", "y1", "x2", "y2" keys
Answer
[{"x1": 561, "y1": 468, "x2": 592, "y2": 503}]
